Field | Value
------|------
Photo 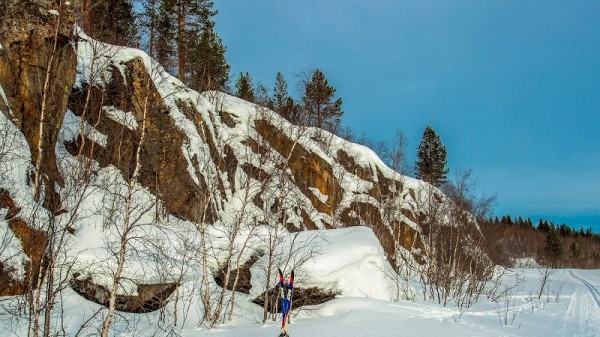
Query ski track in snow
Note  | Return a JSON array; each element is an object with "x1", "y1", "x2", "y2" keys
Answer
[
  {"x1": 565, "y1": 270, "x2": 600, "y2": 337},
  {"x1": 570, "y1": 270, "x2": 600, "y2": 308}
]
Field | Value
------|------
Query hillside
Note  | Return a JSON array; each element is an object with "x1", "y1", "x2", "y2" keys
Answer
[
  {"x1": 1, "y1": 2, "x2": 600, "y2": 337},
  {"x1": 0, "y1": 0, "x2": 488, "y2": 330}
]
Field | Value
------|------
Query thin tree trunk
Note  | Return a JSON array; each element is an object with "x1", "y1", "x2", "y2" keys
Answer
[
  {"x1": 82, "y1": 0, "x2": 91, "y2": 33},
  {"x1": 100, "y1": 216, "x2": 128, "y2": 337},
  {"x1": 149, "y1": 0, "x2": 156, "y2": 59},
  {"x1": 177, "y1": 1, "x2": 185, "y2": 81},
  {"x1": 100, "y1": 74, "x2": 151, "y2": 337},
  {"x1": 34, "y1": 0, "x2": 63, "y2": 198}
]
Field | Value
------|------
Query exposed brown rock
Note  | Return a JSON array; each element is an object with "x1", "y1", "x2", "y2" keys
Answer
[
  {"x1": 0, "y1": 0, "x2": 77, "y2": 211},
  {"x1": 219, "y1": 110, "x2": 238, "y2": 128},
  {"x1": 253, "y1": 286, "x2": 338, "y2": 312},
  {"x1": 216, "y1": 254, "x2": 339, "y2": 310},
  {"x1": 255, "y1": 120, "x2": 342, "y2": 216},
  {"x1": 70, "y1": 274, "x2": 178, "y2": 313},
  {"x1": 214, "y1": 254, "x2": 261, "y2": 294},
  {"x1": 336, "y1": 149, "x2": 372, "y2": 182},
  {"x1": 0, "y1": 263, "x2": 22, "y2": 296},
  {"x1": 0, "y1": 189, "x2": 48, "y2": 295}
]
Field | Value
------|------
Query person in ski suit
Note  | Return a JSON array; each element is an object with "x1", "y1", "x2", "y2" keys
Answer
[{"x1": 278, "y1": 269, "x2": 294, "y2": 337}]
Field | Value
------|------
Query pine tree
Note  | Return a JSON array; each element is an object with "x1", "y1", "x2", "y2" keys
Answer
[
  {"x1": 139, "y1": 0, "x2": 174, "y2": 65},
  {"x1": 302, "y1": 69, "x2": 343, "y2": 130},
  {"x1": 526, "y1": 218, "x2": 533, "y2": 229},
  {"x1": 516, "y1": 216, "x2": 524, "y2": 226},
  {"x1": 415, "y1": 125, "x2": 449, "y2": 187},
  {"x1": 538, "y1": 220, "x2": 551, "y2": 232},
  {"x1": 544, "y1": 227, "x2": 564, "y2": 268},
  {"x1": 282, "y1": 97, "x2": 300, "y2": 124},
  {"x1": 173, "y1": 0, "x2": 213, "y2": 81},
  {"x1": 235, "y1": 72, "x2": 255, "y2": 102}
]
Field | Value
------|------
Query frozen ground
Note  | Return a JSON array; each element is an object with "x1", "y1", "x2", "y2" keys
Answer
[{"x1": 185, "y1": 269, "x2": 600, "y2": 337}]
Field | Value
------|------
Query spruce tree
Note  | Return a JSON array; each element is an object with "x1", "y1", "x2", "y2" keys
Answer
[
  {"x1": 273, "y1": 72, "x2": 288, "y2": 113},
  {"x1": 272, "y1": 72, "x2": 299, "y2": 123},
  {"x1": 544, "y1": 227, "x2": 564, "y2": 268},
  {"x1": 302, "y1": 69, "x2": 343, "y2": 130},
  {"x1": 151, "y1": 0, "x2": 177, "y2": 70},
  {"x1": 174, "y1": 0, "x2": 215, "y2": 81},
  {"x1": 138, "y1": 0, "x2": 229, "y2": 89},
  {"x1": 538, "y1": 220, "x2": 550, "y2": 232},
  {"x1": 187, "y1": 3, "x2": 230, "y2": 92},
  {"x1": 235, "y1": 72, "x2": 255, "y2": 102},
  {"x1": 415, "y1": 125, "x2": 449, "y2": 187}
]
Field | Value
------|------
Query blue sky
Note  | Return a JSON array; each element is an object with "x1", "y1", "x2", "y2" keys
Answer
[{"x1": 213, "y1": 0, "x2": 600, "y2": 232}]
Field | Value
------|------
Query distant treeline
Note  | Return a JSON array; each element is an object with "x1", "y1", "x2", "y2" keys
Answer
[
  {"x1": 488, "y1": 215, "x2": 598, "y2": 238},
  {"x1": 481, "y1": 215, "x2": 600, "y2": 269}
]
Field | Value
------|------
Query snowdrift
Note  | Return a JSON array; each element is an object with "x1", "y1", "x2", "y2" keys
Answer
[{"x1": 250, "y1": 227, "x2": 396, "y2": 301}]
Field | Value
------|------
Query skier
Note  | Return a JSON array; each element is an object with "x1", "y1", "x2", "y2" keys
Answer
[{"x1": 278, "y1": 269, "x2": 294, "y2": 337}]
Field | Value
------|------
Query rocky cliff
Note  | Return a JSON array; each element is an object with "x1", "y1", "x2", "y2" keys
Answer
[
  {"x1": 0, "y1": 1, "x2": 458, "y2": 311},
  {"x1": 63, "y1": 32, "x2": 429, "y2": 263},
  {"x1": 0, "y1": 0, "x2": 77, "y2": 296}
]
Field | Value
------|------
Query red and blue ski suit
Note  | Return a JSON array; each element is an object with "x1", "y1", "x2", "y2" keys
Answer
[{"x1": 278, "y1": 269, "x2": 294, "y2": 334}]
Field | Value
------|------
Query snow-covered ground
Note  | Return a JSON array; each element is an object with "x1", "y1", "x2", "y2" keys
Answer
[
  {"x1": 2, "y1": 224, "x2": 599, "y2": 337},
  {"x1": 187, "y1": 268, "x2": 600, "y2": 337}
]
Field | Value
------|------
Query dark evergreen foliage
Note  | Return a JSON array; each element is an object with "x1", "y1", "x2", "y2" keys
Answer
[
  {"x1": 187, "y1": 16, "x2": 230, "y2": 92},
  {"x1": 272, "y1": 72, "x2": 288, "y2": 112},
  {"x1": 302, "y1": 69, "x2": 343, "y2": 130},
  {"x1": 88, "y1": 0, "x2": 138, "y2": 46},
  {"x1": 136, "y1": 0, "x2": 229, "y2": 90},
  {"x1": 254, "y1": 83, "x2": 271, "y2": 107},
  {"x1": 235, "y1": 72, "x2": 255, "y2": 102},
  {"x1": 544, "y1": 227, "x2": 564, "y2": 268},
  {"x1": 155, "y1": 0, "x2": 176, "y2": 70},
  {"x1": 483, "y1": 215, "x2": 600, "y2": 268},
  {"x1": 415, "y1": 126, "x2": 449, "y2": 187},
  {"x1": 271, "y1": 72, "x2": 300, "y2": 123},
  {"x1": 537, "y1": 219, "x2": 551, "y2": 232}
]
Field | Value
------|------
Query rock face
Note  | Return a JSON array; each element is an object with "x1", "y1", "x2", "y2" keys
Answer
[
  {"x1": 67, "y1": 57, "x2": 211, "y2": 222},
  {"x1": 253, "y1": 287, "x2": 338, "y2": 313},
  {"x1": 0, "y1": 0, "x2": 76, "y2": 297},
  {"x1": 65, "y1": 35, "x2": 429, "y2": 268},
  {"x1": 0, "y1": 0, "x2": 77, "y2": 211}
]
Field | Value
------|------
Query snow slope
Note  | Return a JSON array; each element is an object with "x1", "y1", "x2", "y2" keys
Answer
[{"x1": 249, "y1": 227, "x2": 396, "y2": 301}]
